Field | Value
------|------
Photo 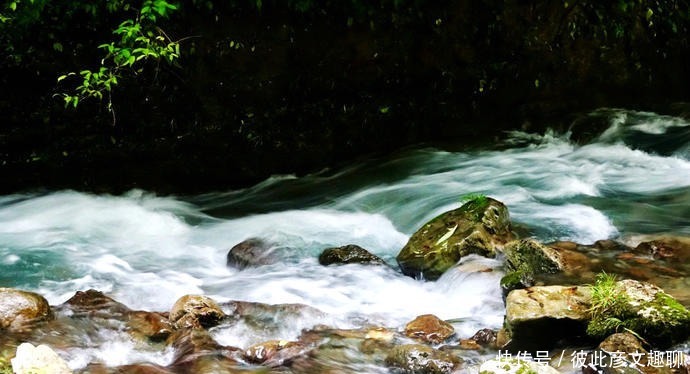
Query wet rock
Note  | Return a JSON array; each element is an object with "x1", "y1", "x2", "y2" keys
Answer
[
  {"x1": 223, "y1": 300, "x2": 325, "y2": 337},
  {"x1": 469, "y1": 328, "x2": 497, "y2": 348},
  {"x1": 318, "y1": 244, "x2": 386, "y2": 266},
  {"x1": 593, "y1": 239, "x2": 633, "y2": 252},
  {"x1": 61, "y1": 289, "x2": 130, "y2": 319},
  {"x1": 404, "y1": 314, "x2": 454, "y2": 344},
  {"x1": 167, "y1": 328, "x2": 242, "y2": 373},
  {"x1": 169, "y1": 295, "x2": 225, "y2": 329},
  {"x1": 80, "y1": 362, "x2": 174, "y2": 374},
  {"x1": 457, "y1": 339, "x2": 482, "y2": 350},
  {"x1": 127, "y1": 311, "x2": 175, "y2": 342},
  {"x1": 292, "y1": 329, "x2": 389, "y2": 374},
  {"x1": 227, "y1": 238, "x2": 281, "y2": 269},
  {"x1": 479, "y1": 358, "x2": 559, "y2": 374},
  {"x1": 587, "y1": 279, "x2": 690, "y2": 348},
  {"x1": 634, "y1": 236, "x2": 690, "y2": 262},
  {"x1": 504, "y1": 285, "x2": 592, "y2": 351},
  {"x1": 0, "y1": 288, "x2": 53, "y2": 331},
  {"x1": 599, "y1": 332, "x2": 647, "y2": 355},
  {"x1": 501, "y1": 239, "x2": 564, "y2": 295},
  {"x1": 10, "y1": 343, "x2": 71, "y2": 374},
  {"x1": 244, "y1": 340, "x2": 307, "y2": 367},
  {"x1": 397, "y1": 197, "x2": 514, "y2": 280},
  {"x1": 384, "y1": 344, "x2": 461, "y2": 374},
  {"x1": 580, "y1": 333, "x2": 650, "y2": 374}
]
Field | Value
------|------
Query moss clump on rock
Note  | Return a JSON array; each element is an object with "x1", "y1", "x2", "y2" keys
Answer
[{"x1": 586, "y1": 278, "x2": 690, "y2": 348}]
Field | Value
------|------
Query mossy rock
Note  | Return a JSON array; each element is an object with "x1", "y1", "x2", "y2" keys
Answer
[
  {"x1": 397, "y1": 197, "x2": 514, "y2": 280},
  {"x1": 587, "y1": 279, "x2": 690, "y2": 348},
  {"x1": 500, "y1": 239, "x2": 564, "y2": 296}
]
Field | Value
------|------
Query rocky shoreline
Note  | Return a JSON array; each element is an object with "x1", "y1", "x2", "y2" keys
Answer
[{"x1": 2, "y1": 197, "x2": 690, "y2": 373}]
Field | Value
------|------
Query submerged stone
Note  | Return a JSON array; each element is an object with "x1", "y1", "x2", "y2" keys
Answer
[
  {"x1": 244, "y1": 340, "x2": 307, "y2": 367},
  {"x1": 0, "y1": 288, "x2": 53, "y2": 331},
  {"x1": 169, "y1": 295, "x2": 225, "y2": 329},
  {"x1": 318, "y1": 244, "x2": 386, "y2": 266},
  {"x1": 227, "y1": 238, "x2": 283, "y2": 270},
  {"x1": 167, "y1": 328, "x2": 242, "y2": 372},
  {"x1": 127, "y1": 311, "x2": 175, "y2": 342},
  {"x1": 634, "y1": 236, "x2": 690, "y2": 262},
  {"x1": 503, "y1": 285, "x2": 592, "y2": 351},
  {"x1": 404, "y1": 314, "x2": 455, "y2": 344},
  {"x1": 384, "y1": 344, "x2": 461, "y2": 374},
  {"x1": 397, "y1": 197, "x2": 514, "y2": 280}
]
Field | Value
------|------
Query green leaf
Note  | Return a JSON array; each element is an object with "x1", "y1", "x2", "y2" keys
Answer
[{"x1": 9, "y1": 2, "x2": 16, "y2": 11}]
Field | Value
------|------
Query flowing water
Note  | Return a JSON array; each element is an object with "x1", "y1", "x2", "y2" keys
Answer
[{"x1": 1, "y1": 108, "x2": 689, "y2": 372}]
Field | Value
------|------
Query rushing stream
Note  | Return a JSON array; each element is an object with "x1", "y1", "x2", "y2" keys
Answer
[{"x1": 1, "y1": 108, "x2": 689, "y2": 372}]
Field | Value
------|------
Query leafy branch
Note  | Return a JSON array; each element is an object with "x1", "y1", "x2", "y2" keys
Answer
[{"x1": 55, "y1": 0, "x2": 181, "y2": 125}]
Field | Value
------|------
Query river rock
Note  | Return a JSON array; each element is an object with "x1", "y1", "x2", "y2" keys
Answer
[
  {"x1": 479, "y1": 358, "x2": 559, "y2": 374},
  {"x1": 404, "y1": 314, "x2": 454, "y2": 344},
  {"x1": 634, "y1": 236, "x2": 690, "y2": 262},
  {"x1": 587, "y1": 279, "x2": 690, "y2": 348},
  {"x1": 384, "y1": 344, "x2": 461, "y2": 374},
  {"x1": 227, "y1": 238, "x2": 282, "y2": 269},
  {"x1": 244, "y1": 340, "x2": 307, "y2": 367},
  {"x1": 167, "y1": 328, "x2": 242, "y2": 373},
  {"x1": 318, "y1": 244, "x2": 386, "y2": 266},
  {"x1": 580, "y1": 333, "x2": 651, "y2": 373},
  {"x1": 61, "y1": 289, "x2": 130, "y2": 319},
  {"x1": 0, "y1": 288, "x2": 52, "y2": 331},
  {"x1": 504, "y1": 285, "x2": 591, "y2": 351},
  {"x1": 397, "y1": 197, "x2": 514, "y2": 280},
  {"x1": 469, "y1": 328, "x2": 498, "y2": 348},
  {"x1": 127, "y1": 311, "x2": 175, "y2": 342},
  {"x1": 169, "y1": 295, "x2": 225, "y2": 329},
  {"x1": 81, "y1": 362, "x2": 174, "y2": 373},
  {"x1": 10, "y1": 343, "x2": 71, "y2": 374},
  {"x1": 500, "y1": 239, "x2": 564, "y2": 295}
]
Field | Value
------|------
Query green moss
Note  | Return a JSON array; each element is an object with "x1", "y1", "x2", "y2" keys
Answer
[
  {"x1": 500, "y1": 269, "x2": 533, "y2": 295},
  {"x1": 586, "y1": 277, "x2": 690, "y2": 347},
  {"x1": 459, "y1": 194, "x2": 490, "y2": 222}
]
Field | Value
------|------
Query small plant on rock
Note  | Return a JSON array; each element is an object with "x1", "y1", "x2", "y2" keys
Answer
[{"x1": 586, "y1": 272, "x2": 631, "y2": 338}]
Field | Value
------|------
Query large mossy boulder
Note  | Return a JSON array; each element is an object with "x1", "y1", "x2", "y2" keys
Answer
[
  {"x1": 503, "y1": 285, "x2": 592, "y2": 351},
  {"x1": 0, "y1": 288, "x2": 53, "y2": 331},
  {"x1": 587, "y1": 279, "x2": 690, "y2": 348},
  {"x1": 397, "y1": 197, "x2": 514, "y2": 280}
]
